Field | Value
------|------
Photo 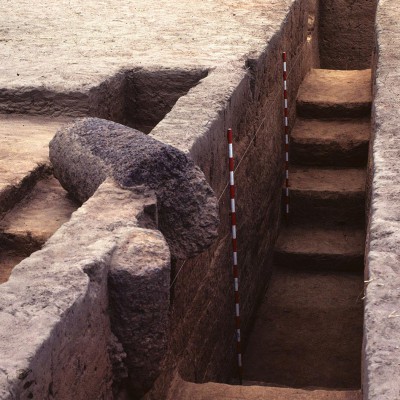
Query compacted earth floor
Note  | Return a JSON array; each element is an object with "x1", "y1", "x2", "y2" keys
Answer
[{"x1": 243, "y1": 266, "x2": 363, "y2": 388}]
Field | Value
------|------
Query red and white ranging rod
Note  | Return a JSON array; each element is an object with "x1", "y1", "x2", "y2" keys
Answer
[
  {"x1": 227, "y1": 128, "x2": 243, "y2": 384},
  {"x1": 282, "y1": 52, "x2": 290, "y2": 219}
]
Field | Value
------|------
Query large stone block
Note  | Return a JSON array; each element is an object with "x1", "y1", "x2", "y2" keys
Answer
[{"x1": 50, "y1": 118, "x2": 219, "y2": 260}]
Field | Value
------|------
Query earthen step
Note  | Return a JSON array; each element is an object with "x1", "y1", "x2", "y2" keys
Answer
[
  {"x1": 288, "y1": 167, "x2": 366, "y2": 226},
  {"x1": 274, "y1": 226, "x2": 365, "y2": 270},
  {"x1": 0, "y1": 176, "x2": 79, "y2": 256},
  {"x1": 170, "y1": 380, "x2": 361, "y2": 400},
  {"x1": 291, "y1": 118, "x2": 370, "y2": 167},
  {"x1": 297, "y1": 69, "x2": 372, "y2": 118}
]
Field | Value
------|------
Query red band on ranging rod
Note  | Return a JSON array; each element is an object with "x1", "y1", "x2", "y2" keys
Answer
[
  {"x1": 282, "y1": 52, "x2": 290, "y2": 218},
  {"x1": 227, "y1": 128, "x2": 243, "y2": 384}
]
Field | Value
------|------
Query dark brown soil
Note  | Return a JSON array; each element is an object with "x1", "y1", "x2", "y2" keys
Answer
[{"x1": 243, "y1": 266, "x2": 364, "y2": 389}]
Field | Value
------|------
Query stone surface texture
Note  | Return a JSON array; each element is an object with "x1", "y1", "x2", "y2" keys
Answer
[
  {"x1": 50, "y1": 117, "x2": 219, "y2": 260},
  {"x1": 0, "y1": 180, "x2": 170, "y2": 399},
  {"x1": 363, "y1": 1, "x2": 400, "y2": 399},
  {"x1": 319, "y1": 0, "x2": 377, "y2": 69}
]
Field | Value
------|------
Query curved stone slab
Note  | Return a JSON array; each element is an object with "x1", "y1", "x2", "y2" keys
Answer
[{"x1": 49, "y1": 118, "x2": 219, "y2": 259}]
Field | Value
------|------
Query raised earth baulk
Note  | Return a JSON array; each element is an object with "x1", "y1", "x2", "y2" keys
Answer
[{"x1": 0, "y1": 179, "x2": 171, "y2": 399}]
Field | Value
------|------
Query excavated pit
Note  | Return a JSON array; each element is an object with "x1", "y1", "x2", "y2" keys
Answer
[
  {"x1": 0, "y1": 115, "x2": 80, "y2": 284},
  {"x1": 161, "y1": 2, "x2": 375, "y2": 399},
  {"x1": 123, "y1": 69, "x2": 208, "y2": 133},
  {"x1": 0, "y1": 68, "x2": 208, "y2": 134}
]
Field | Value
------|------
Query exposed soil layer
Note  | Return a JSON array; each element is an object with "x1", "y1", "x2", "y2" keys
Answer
[
  {"x1": 291, "y1": 119, "x2": 370, "y2": 167},
  {"x1": 288, "y1": 166, "x2": 366, "y2": 227},
  {"x1": 0, "y1": 115, "x2": 70, "y2": 212},
  {"x1": 0, "y1": 175, "x2": 79, "y2": 283},
  {"x1": 243, "y1": 266, "x2": 364, "y2": 389},
  {"x1": 290, "y1": 167, "x2": 366, "y2": 194},
  {"x1": 0, "y1": 115, "x2": 79, "y2": 283},
  {"x1": 275, "y1": 226, "x2": 365, "y2": 271},
  {"x1": 297, "y1": 70, "x2": 372, "y2": 118},
  {"x1": 319, "y1": 0, "x2": 377, "y2": 70}
]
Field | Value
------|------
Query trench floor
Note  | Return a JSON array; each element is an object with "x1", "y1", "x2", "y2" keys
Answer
[{"x1": 243, "y1": 266, "x2": 363, "y2": 389}]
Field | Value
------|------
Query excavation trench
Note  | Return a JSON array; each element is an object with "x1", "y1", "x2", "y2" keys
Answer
[
  {"x1": 0, "y1": 69, "x2": 207, "y2": 285},
  {"x1": 157, "y1": 2, "x2": 379, "y2": 399},
  {"x1": 238, "y1": 0, "x2": 376, "y2": 393},
  {"x1": 0, "y1": 0, "x2": 379, "y2": 398}
]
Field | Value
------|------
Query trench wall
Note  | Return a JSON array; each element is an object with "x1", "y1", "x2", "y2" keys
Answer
[
  {"x1": 0, "y1": 68, "x2": 206, "y2": 134},
  {"x1": 319, "y1": 0, "x2": 377, "y2": 69},
  {"x1": 0, "y1": 181, "x2": 170, "y2": 400},
  {"x1": 149, "y1": 0, "x2": 320, "y2": 393},
  {"x1": 364, "y1": 1, "x2": 400, "y2": 399}
]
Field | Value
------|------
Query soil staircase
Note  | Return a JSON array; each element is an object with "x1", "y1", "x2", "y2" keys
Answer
[
  {"x1": 275, "y1": 68, "x2": 370, "y2": 270},
  {"x1": 244, "y1": 69, "x2": 370, "y2": 395},
  {"x1": 170, "y1": 69, "x2": 370, "y2": 399},
  {"x1": 0, "y1": 115, "x2": 78, "y2": 283}
]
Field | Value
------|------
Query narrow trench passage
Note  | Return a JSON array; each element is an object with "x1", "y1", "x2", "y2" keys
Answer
[{"x1": 243, "y1": 68, "x2": 371, "y2": 390}]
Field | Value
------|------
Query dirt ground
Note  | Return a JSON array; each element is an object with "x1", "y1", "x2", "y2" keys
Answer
[
  {"x1": 243, "y1": 265, "x2": 364, "y2": 389},
  {"x1": 0, "y1": 250, "x2": 25, "y2": 284},
  {"x1": 0, "y1": 115, "x2": 70, "y2": 199},
  {"x1": 0, "y1": 0, "x2": 292, "y2": 92}
]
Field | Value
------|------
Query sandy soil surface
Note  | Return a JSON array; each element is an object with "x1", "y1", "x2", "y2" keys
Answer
[
  {"x1": 0, "y1": 115, "x2": 70, "y2": 184},
  {"x1": 0, "y1": 0, "x2": 293, "y2": 91},
  {"x1": 171, "y1": 377, "x2": 361, "y2": 400},
  {"x1": 0, "y1": 115, "x2": 71, "y2": 213}
]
